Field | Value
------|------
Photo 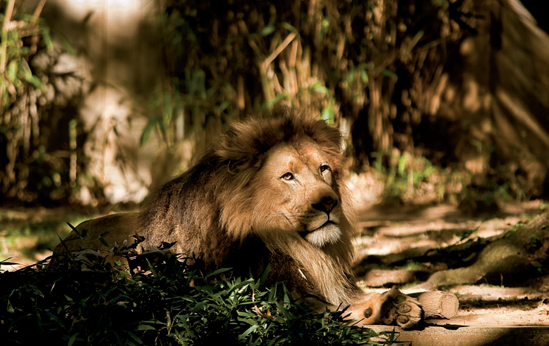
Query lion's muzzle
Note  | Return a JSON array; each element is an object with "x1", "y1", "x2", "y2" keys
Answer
[{"x1": 301, "y1": 221, "x2": 342, "y2": 247}]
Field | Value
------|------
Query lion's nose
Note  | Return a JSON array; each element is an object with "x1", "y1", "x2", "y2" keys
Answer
[{"x1": 312, "y1": 196, "x2": 338, "y2": 214}]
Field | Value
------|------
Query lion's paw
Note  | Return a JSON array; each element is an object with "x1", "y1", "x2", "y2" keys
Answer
[{"x1": 379, "y1": 287, "x2": 423, "y2": 329}]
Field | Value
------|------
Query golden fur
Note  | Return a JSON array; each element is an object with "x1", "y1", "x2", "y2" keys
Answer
[{"x1": 53, "y1": 106, "x2": 423, "y2": 327}]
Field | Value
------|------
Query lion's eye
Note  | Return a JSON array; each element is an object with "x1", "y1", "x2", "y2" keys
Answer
[
  {"x1": 320, "y1": 165, "x2": 331, "y2": 173},
  {"x1": 281, "y1": 172, "x2": 294, "y2": 181}
]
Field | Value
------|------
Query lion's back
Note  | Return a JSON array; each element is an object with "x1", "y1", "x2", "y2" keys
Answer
[{"x1": 53, "y1": 212, "x2": 140, "y2": 254}]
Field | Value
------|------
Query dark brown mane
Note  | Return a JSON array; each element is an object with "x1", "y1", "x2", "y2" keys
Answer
[{"x1": 215, "y1": 107, "x2": 342, "y2": 171}]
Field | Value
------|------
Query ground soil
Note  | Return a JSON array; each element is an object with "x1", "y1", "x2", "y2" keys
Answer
[
  {"x1": 354, "y1": 200, "x2": 549, "y2": 342},
  {"x1": 1, "y1": 201, "x2": 549, "y2": 343}
]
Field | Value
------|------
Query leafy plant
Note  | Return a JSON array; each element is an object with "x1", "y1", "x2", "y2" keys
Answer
[
  {"x1": 1, "y1": 0, "x2": 87, "y2": 205},
  {"x1": 0, "y1": 256, "x2": 394, "y2": 345}
]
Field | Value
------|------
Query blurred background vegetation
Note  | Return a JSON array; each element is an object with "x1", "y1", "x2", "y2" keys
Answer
[{"x1": 1, "y1": 0, "x2": 549, "y2": 260}]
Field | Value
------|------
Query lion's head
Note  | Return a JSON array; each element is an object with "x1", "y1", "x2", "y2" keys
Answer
[{"x1": 214, "y1": 108, "x2": 354, "y2": 250}]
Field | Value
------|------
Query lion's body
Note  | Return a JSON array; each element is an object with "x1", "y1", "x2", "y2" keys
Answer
[{"x1": 54, "y1": 107, "x2": 424, "y2": 327}]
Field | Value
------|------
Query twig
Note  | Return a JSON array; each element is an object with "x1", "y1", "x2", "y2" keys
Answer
[
  {"x1": 28, "y1": 0, "x2": 48, "y2": 56},
  {"x1": 1, "y1": 0, "x2": 16, "y2": 74},
  {"x1": 0, "y1": 0, "x2": 15, "y2": 105},
  {"x1": 32, "y1": 0, "x2": 48, "y2": 22},
  {"x1": 262, "y1": 32, "x2": 297, "y2": 70}
]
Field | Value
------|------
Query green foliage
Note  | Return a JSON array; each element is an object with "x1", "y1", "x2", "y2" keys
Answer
[
  {"x1": 367, "y1": 150, "x2": 518, "y2": 206},
  {"x1": 1, "y1": 4, "x2": 45, "y2": 108},
  {"x1": 1, "y1": 1, "x2": 87, "y2": 205},
  {"x1": 150, "y1": 0, "x2": 454, "y2": 150},
  {"x1": 0, "y1": 257, "x2": 393, "y2": 345},
  {"x1": 154, "y1": 0, "x2": 528, "y2": 206},
  {"x1": 371, "y1": 151, "x2": 448, "y2": 203}
]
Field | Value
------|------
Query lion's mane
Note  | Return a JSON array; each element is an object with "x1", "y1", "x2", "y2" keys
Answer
[{"x1": 139, "y1": 107, "x2": 358, "y2": 305}]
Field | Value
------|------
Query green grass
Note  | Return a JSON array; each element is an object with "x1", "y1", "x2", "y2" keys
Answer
[{"x1": 0, "y1": 256, "x2": 395, "y2": 345}]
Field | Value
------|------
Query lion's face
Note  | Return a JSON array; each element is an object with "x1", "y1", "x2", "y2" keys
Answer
[{"x1": 251, "y1": 137, "x2": 344, "y2": 248}]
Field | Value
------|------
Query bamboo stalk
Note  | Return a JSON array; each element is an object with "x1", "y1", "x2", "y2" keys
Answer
[
  {"x1": 0, "y1": 0, "x2": 15, "y2": 106},
  {"x1": 262, "y1": 32, "x2": 297, "y2": 70},
  {"x1": 69, "y1": 119, "x2": 77, "y2": 187},
  {"x1": 32, "y1": 0, "x2": 48, "y2": 22},
  {"x1": 0, "y1": 0, "x2": 15, "y2": 73},
  {"x1": 237, "y1": 75, "x2": 245, "y2": 110}
]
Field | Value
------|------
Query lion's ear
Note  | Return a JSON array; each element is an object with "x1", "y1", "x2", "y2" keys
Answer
[
  {"x1": 218, "y1": 148, "x2": 264, "y2": 174},
  {"x1": 226, "y1": 157, "x2": 253, "y2": 173}
]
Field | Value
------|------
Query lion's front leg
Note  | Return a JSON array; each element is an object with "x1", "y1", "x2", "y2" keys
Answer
[{"x1": 349, "y1": 287, "x2": 423, "y2": 329}]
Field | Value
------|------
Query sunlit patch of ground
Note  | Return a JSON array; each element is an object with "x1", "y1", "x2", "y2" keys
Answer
[
  {"x1": 353, "y1": 212, "x2": 534, "y2": 258},
  {"x1": 352, "y1": 199, "x2": 548, "y2": 329},
  {"x1": 438, "y1": 285, "x2": 549, "y2": 327}
]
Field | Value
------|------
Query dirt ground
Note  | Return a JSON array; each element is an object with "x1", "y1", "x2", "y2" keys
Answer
[
  {"x1": 354, "y1": 200, "x2": 549, "y2": 337},
  {"x1": 1, "y1": 200, "x2": 549, "y2": 342}
]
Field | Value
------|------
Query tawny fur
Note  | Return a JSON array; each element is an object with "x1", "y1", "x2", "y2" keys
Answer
[
  {"x1": 53, "y1": 106, "x2": 425, "y2": 327},
  {"x1": 136, "y1": 106, "x2": 359, "y2": 305}
]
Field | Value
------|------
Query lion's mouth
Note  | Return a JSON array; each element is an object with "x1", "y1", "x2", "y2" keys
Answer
[
  {"x1": 300, "y1": 221, "x2": 341, "y2": 247},
  {"x1": 302, "y1": 221, "x2": 336, "y2": 234}
]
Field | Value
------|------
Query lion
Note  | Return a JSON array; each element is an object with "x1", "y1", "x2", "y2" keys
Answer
[{"x1": 52, "y1": 106, "x2": 426, "y2": 328}]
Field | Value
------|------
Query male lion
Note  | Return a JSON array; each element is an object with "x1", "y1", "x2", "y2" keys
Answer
[{"x1": 53, "y1": 106, "x2": 425, "y2": 328}]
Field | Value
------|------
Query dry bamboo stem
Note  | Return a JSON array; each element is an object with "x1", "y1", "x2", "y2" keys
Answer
[
  {"x1": 0, "y1": 0, "x2": 15, "y2": 73},
  {"x1": 262, "y1": 33, "x2": 297, "y2": 71},
  {"x1": 32, "y1": 0, "x2": 48, "y2": 22}
]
